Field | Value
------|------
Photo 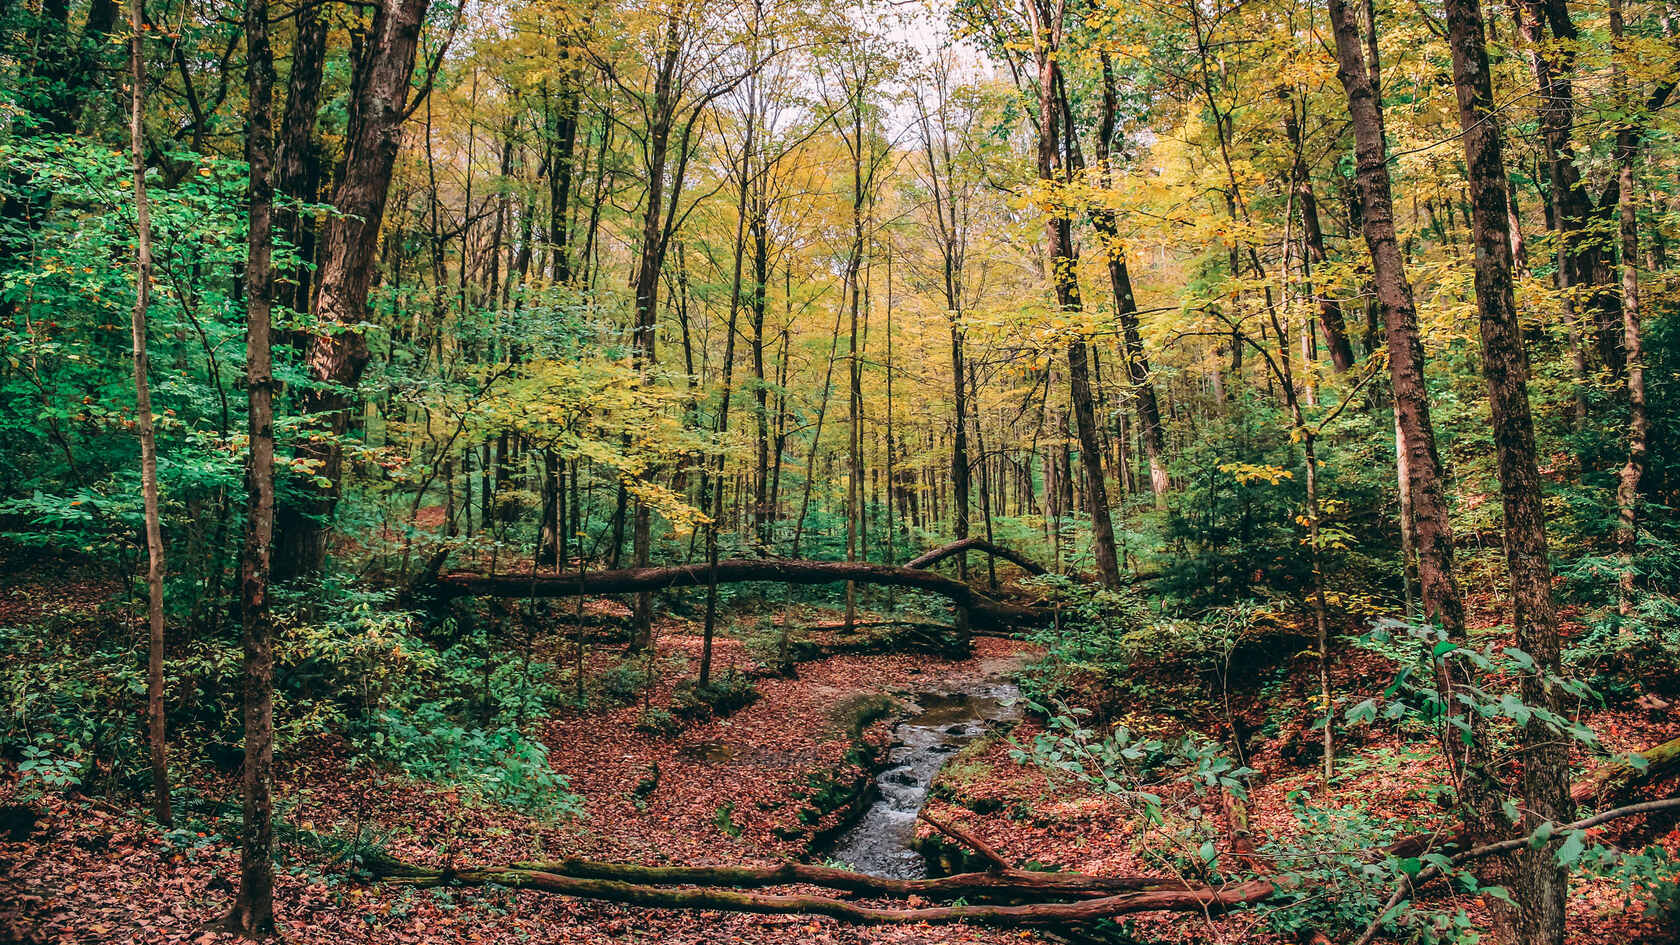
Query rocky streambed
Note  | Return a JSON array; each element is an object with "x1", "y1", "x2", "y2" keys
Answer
[{"x1": 826, "y1": 678, "x2": 1022, "y2": 878}]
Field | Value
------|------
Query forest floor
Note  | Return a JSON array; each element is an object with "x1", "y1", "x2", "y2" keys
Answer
[{"x1": 1, "y1": 582, "x2": 1677, "y2": 944}]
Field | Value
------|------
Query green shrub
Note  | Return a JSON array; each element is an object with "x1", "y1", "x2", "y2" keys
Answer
[
  {"x1": 671, "y1": 672, "x2": 759, "y2": 721},
  {"x1": 634, "y1": 708, "x2": 681, "y2": 737},
  {"x1": 373, "y1": 704, "x2": 578, "y2": 821},
  {"x1": 1, "y1": 586, "x2": 581, "y2": 822},
  {"x1": 600, "y1": 660, "x2": 650, "y2": 704}
]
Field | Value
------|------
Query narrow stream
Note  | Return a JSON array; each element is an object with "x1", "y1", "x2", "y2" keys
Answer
[{"x1": 828, "y1": 680, "x2": 1021, "y2": 878}]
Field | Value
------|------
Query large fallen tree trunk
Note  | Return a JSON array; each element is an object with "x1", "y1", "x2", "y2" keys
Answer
[
  {"x1": 478, "y1": 858, "x2": 1194, "y2": 900},
  {"x1": 370, "y1": 796, "x2": 1680, "y2": 930},
  {"x1": 370, "y1": 857, "x2": 1274, "y2": 926},
  {"x1": 1571, "y1": 732, "x2": 1680, "y2": 805},
  {"x1": 430, "y1": 558, "x2": 1052, "y2": 630}
]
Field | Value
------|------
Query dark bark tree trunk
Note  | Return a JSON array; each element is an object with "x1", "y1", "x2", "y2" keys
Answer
[
  {"x1": 277, "y1": 0, "x2": 434, "y2": 580},
  {"x1": 1280, "y1": 91, "x2": 1355, "y2": 373},
  {"x1": 621, "y1": 10, "x2": 693, "y2": 650},
  {"x1": 1030, "y1": 3, "x2": 1121, "y2": 588},
  {"x1": 547, "y1": 77, "x2": 581, "y2": 284},
  {"x1": 950, "y1": 322, "x2": 970, "y2": 565},
  {"x1": 912, "y1": 64, "x2": 975, "y2": 615},
  {"x1": 218, "y1": 0, "x2": 278, "y2": 932},
  {"x1": 750, "y1": 206, "x2": 771, "y2": 546},
  {"x1": 700, "y1": 23, "x2": 761, "y2": 681},
  {"x1": 829, "y1": 63, "x2": 878, "y2": 630},
  {"x1": 274, "y1": 0, "x2": 327, "y2": 315},
  {"x1": 1440, "y1": 0, "x2": 1575, "y2": 938},
  {"x1": 1520, "y1": 0, "x2": 1624, "y2": 378},
  {"x1": 1093, "y1": 54, "x2": 1169, "y2": 508},
  {"x1": 1326, "y1": 0, "x2": 1466, "y2": 641}
]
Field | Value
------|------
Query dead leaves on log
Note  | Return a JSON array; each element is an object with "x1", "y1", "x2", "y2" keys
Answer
[{"x1": 368, "y1": 854, "x2": 1274, "y2": 927}]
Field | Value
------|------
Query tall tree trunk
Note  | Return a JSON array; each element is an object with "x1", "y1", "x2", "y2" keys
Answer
[
  {"x1": 750, "y1": 207, "x2": 771, "y2": 546},
  {"x1": 127, "y1": 0, "x2": 171, "y2": 831},
  {"x1": 1280, "y1": 91, "x2": 1355, "y2": 373},
  {"x1": 1332, "y1": 0, "x2": 1498, "y2": 849},
  {"x1": 793, "y1": 302, "x2": 844, "y2": 558},
  {"x1": 839, "y1": 82, "x2": 870, "y2": 630},
  {"x1": 969, "y1": 365, "x2": 998, "y2": 588},
  {"x1": 1394, "y1": 415, "x2": 1417, "y2": 618},
  {"x1": 1093, "y1": 54, "x2": 1169, "y2": 508},
  {"x1": 277, "y1": 0, "x2": 434, "y2": 580},
  {"x1": 701, "y1": 35, "x2": 759, "y2": 683},
  {"x1": 1326, "y1": 0, "x2": 1467, "y2": 640},
  {"x1": 624, "y1": 12, "x2": 685, "y2": 651},
  {"x1": 219, "y1": 0, "x2": 278, "y2": 931},
  {"x1": 274, "y1": 0, "x2": 327, "y2": 315},
  {"x1": 547, "y1": 77, "x2": 581, "y2": 284},
  {"x1": 1610, "y1": 0, "x2": 1647, "y2": 618},
  {"x1": 948, "y1": 316, "x2": 971, "y2": 627},
  {"x1": 1301, "y1": 431, "x2": 1333, "y2": 781},
  {"x1": 1031, "y1": 9, "x2": 1121, "y2": 588},
  {"x1": 1440, "y1": 0, "x2": 1574, "y2": 938},
  {"x1": 883, "y1": 252, "x2": 897, "y2": 579},
  {"x1": 1520, "y1": 0, "x2": 1623, "y2": 378}
]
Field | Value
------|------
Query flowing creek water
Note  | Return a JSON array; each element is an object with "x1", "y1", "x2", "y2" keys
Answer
[{"x1": 828, "y1": 679, "x2": 1022, "y2": 878}]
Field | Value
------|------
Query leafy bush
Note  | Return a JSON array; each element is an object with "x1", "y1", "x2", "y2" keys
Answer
[
  {"x1": 672, "y1": 672, "x2": 760, "y2": 721},
  {"x1": 1016, "y1": 575, "x2": 1155, "y2": 711},
  {"x1": 598, "y1": 660, "x2": 650, "y2": 704},
  {"x1": 374, "y1": 704, "x2": 578, "y2": 821},
  {"x1": 0, "y1": 618, "x2": 150, "y2": 796},
  {"x1": 1155, "y1": 398, "x2": 1399, "y2": 613},
  {"x1": 634, "y1": 708, "x2": 681, "y2": 737},
  {"x1": 0, "y1": 585, "x2": 581, "y2": 821}
]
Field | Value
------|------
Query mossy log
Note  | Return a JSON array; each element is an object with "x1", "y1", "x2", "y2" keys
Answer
[{"x1": 1570, "y1": 733, "x2": 1680, "y2": 804}]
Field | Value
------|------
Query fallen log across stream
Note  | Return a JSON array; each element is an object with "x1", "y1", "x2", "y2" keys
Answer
[
  {"x1": 368, "y1": 855, "x2": 1276, "y2": 926},
  {"x1": 422, "y1": 540, "x2": 1068, "y2": 630},
  {"x1": 397, "y1": 857, "x2": 1196, "y2": 900}
]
